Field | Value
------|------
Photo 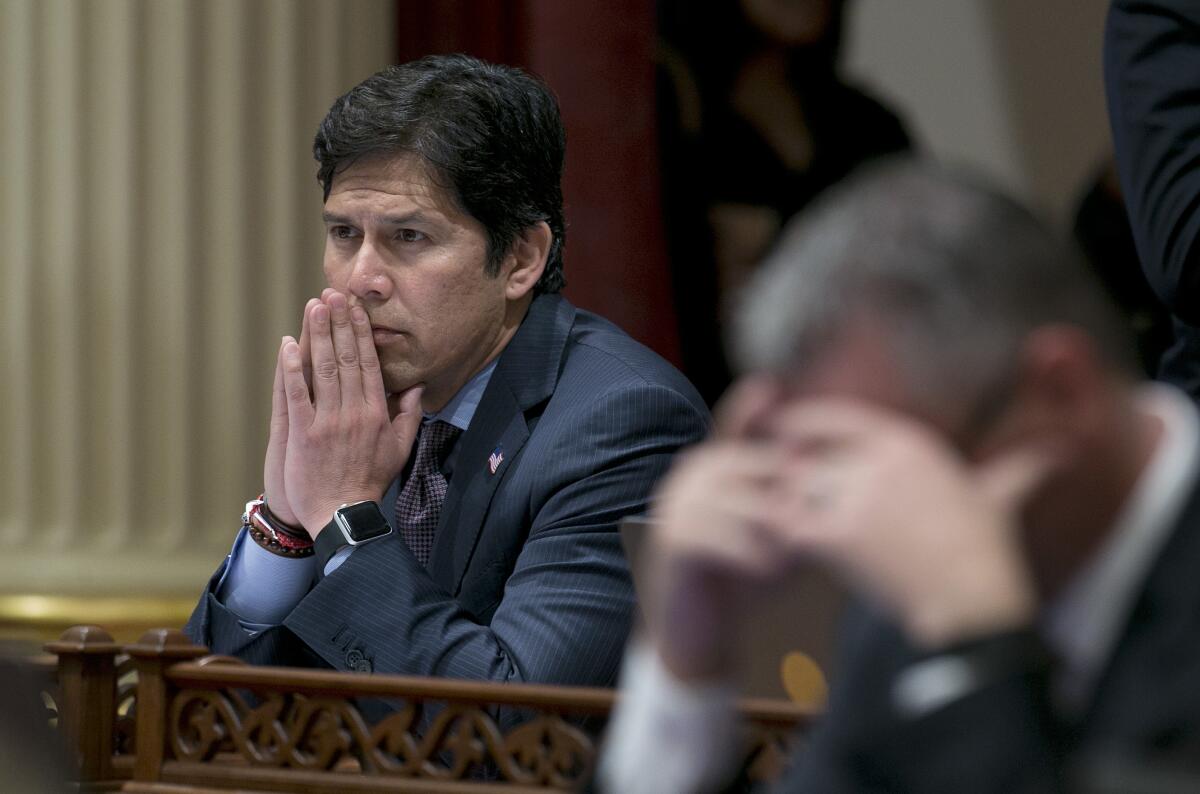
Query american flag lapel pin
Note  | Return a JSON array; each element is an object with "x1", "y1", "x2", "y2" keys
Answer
[{"x1": 488, "y1": 445, "x2": 504, "y2": 475}]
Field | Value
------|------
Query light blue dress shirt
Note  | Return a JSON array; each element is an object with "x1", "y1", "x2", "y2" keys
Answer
[{"x1": 217, "y1": 360, "x2": 497, "y2": 630}]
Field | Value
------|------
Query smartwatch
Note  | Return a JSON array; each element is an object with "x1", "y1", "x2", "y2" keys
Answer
[{"x1": 314, "y1": 500, "x2": 393, "y2": 568}]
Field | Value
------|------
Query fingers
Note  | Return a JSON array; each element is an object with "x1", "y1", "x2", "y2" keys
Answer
[
  {"x1": 327, "y1": 291, "x2": 363, "y2": 401},
  {"x1": 769, "y1": 456, "x2": 841, "y2": 535},
  {"x1": 308, "y1": 302, "x2": 341, "y2": 410},
  {"x1": 352, "y1": 304, "x2": 385, "y2": 406},
  {"x1": 298, "y1": 297, "x2": 320, "y2": 394},
  {"x1": 270, "y1": 338, "x2": 289, "y2": 438},
  {"x1": 305, "y1": 290, "x2": 377, "y2": 414},
  {"x1": 280, "y1": 336, "x2": 315, "y2": 428},
  {"x1": 714, "y1": 375, "x2": 784, "y2": 441},
  {"x1": 973, "y1": 442, "x2": 1063, "y2": 513},
  {"x1": 650, "y1": 443, "x2": 805, "y2": 589},
  {"x1": 675, "y1": 442, "x2": 788, "y2": 490}
]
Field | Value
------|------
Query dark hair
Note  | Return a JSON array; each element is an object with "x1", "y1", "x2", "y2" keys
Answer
[{"x1": 313, "y1": 54, "x2": 566, "y2": 293}]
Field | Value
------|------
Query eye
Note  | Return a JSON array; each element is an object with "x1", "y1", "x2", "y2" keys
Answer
[
  {"x1": 329, "y1": 225, "x2": 358, "y2": 240},
  {"x1": 397, "y1": 228, "x2": 426, "y2": 243}
]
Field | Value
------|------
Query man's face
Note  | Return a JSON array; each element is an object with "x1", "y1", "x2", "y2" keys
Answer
[
  {"x1": 322, "y1": 154, "x2": 515, "y2": 411},
  {"x1": 761, "y1": 314, "x2": 1129, "y2": 599}
]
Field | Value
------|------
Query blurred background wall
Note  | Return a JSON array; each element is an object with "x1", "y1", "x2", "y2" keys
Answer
[
  {"x1": 0, "y1": 0, "x2": 395, "y2": 640},
  {"x1": 845, "y1": 0, "x2": 1111, "y2": 224},
  {"x1": 0, "y1": 0, "x2": 1120, "y2": 641}
]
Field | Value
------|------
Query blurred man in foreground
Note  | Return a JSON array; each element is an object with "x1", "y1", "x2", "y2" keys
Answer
[{"x1": 602, "y1": 162, "x2": 1200, "y2": 792}]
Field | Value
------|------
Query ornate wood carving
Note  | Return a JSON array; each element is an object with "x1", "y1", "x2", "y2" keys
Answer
[
  {"x1": 39, "y1": 626, "x2": 814, "y2": 791},
  {"x1": 169, "y1": 689, "x2": 595, "y2": 787},
  {"x1": 114, "y1": 654, "x2": 137, "y2": 756}
]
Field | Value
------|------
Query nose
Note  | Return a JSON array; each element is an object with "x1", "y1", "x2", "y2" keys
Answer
[{"x1": 345, "y1": 239, "x2": 393, "y2": 304}]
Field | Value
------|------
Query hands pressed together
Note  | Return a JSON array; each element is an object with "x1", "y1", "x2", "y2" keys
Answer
[
  {"x1": 645, "y1": 378, "x2": 1057, "y2": 681},
  {"x1": 262, "y1": 290, "x2": 424, "y2": 538}
]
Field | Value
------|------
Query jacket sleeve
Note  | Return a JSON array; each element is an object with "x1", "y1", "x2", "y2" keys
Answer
[
  {"x1": 1106, "y1": 0, "x2": 1200, "y2": 323},
  {"x1": 778, "y1": 609, "x2": 1065, "y2": 794}
]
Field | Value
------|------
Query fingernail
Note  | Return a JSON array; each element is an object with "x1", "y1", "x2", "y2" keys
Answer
[
  {"x1": 351, "y1": 305, "x2": 367, "y2": 324},
  {"x1": 312, "y1": 304, "x2": 329, "y2": 324}
]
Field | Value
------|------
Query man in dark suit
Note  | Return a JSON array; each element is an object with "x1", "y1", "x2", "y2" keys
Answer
[
  {"x1": 184, "y1": 55, "x2": 709, "y2": 688},
  {"x1": 1106, "y1": 0, "x2": 1200, "y2": 401},
  {"x1": 600, "y1": 162, "x2": 1200, "y2": 793}
]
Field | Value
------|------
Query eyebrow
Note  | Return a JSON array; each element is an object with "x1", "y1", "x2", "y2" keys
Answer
[{"x1": 321, "y1": 211, "x2": 431, "y2": 226}]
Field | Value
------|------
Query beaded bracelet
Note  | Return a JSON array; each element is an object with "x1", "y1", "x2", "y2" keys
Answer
[
  {"x1": 246, "y1": 521, "x2": 315, "y2": 559},
  {"x1": 257, "y1": 497, "x2": 310, "y2": 541},
  {"x1": 244, "y1": 497, "x2": 313, "y2": 548}
]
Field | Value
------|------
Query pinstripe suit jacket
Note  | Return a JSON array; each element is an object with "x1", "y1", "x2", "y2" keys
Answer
[{"x1": 185, "y1": 294, "x2": 709, "y2": 688}]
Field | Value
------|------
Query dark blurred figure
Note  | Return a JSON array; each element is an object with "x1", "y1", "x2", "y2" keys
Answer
[
  {"x1": 0, "y1": 649, "x2": 72, "y2": 792},
  {"x1": 1106, "y1": 0, "x2": 1200, "y2": 402},
  {"x1": 657, "y1": 0, "x2": 910, "y2": 405},
  {"x1": 1072, "y1": 158, "x2": 1174, "y2": 376}
]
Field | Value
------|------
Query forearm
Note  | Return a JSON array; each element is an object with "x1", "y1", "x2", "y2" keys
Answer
[
  {"x1": 182, "y1": 526, "x2": 318, "y2": 653},
  {"x1": 217, "y1": 527, "x2": 318, "y2": 625},
  {"x1": 284, "y1": 528, "x2": 634, "y2": 685}
]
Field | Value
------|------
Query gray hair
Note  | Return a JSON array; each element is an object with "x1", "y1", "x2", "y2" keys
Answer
[{"x1": 732, "y1": 159, "x2": 1136, "y2": 413}]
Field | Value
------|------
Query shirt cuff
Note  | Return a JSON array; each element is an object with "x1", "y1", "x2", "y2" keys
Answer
[
  {"x1": 324, "y1": 544, "x2": 354, "y2": 577},
  {"x1": 217, "y1": 526, "x2": 318, "y2": 626},
  {"x1": 598, "y1": 641, "x2": 738, "y2": 794}
]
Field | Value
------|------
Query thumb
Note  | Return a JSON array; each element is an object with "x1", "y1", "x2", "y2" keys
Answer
[
  {"x1": 715, "y1": 375, "x2": 783, "y2": 441},
  {"x1": 389, "y1": 385, "x2": 425, "y2": 453},
  {"x1": 973, "y1": 442, "x2": 1063, "y2": 515}
]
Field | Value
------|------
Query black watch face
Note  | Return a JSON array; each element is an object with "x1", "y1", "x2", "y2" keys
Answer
[{"x1": 338, "y1": 501, "x2": 392, "y2": 542}]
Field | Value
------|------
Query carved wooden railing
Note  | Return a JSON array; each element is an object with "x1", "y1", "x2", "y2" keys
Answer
[{"x1": 41, "y1": 625, "x2": 814, "y2": 793}]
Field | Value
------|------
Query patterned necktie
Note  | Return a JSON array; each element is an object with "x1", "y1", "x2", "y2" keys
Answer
[{"x1": 394, "y1": 420, "x2": 462, "y2": 565}]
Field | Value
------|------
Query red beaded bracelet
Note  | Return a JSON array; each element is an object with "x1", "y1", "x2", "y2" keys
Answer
[
  {"x1": 246, "y1": 522, "x2": 315, "y2": 559},
  {"x1": 243, "y1": 496, "x2": 314, "y2": 550}
]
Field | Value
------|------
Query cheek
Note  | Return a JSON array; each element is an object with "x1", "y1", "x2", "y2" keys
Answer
[{"x1": 322, "y1": 253, "x2": 347, "y2": 289}]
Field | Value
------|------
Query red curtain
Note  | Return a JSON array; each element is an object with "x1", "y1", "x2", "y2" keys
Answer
[{"x1": 395, "y1": 1, "x2": 681, "y2": 364}]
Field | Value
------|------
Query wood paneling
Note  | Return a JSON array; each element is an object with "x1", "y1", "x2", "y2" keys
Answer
[{"x1": 0, "y1": 0, "x2": 396, "y2": 598}]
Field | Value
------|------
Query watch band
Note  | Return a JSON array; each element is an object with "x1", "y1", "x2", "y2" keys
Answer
[
  {"x1": 314, "y1": 517, "x2": 350, "y2": 569},
  {"x1": 313, "y1": 501, "x2": 392, "y2": 575}
]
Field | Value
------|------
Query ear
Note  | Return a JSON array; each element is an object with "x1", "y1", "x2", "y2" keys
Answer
[
  {"x1": 1004, "y1": 325, "x2": 1112, "y2": 449},
  {"x1": 503, "y1": 221, "x2": 552, "y2": 301}
]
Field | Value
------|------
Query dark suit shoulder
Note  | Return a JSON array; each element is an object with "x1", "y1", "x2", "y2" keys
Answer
[{"x1": 559, "y1": 307, "x2": 709, "y2": 413}]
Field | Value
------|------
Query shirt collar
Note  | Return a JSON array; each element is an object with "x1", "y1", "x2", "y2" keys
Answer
[
  {"x1": 1042, "y1": 383, "x2": 1200, "y2": 708},
  {"x1": 423, "y1": 359, "x2": 498, "y2": 432}
]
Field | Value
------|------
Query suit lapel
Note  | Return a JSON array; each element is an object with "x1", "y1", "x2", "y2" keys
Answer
[
  {"x1": 427, "y1": 294, "x2": 576, "y2": 592},
  {"x1": 1082, "y1": 460, "x2": 1200, "y2": 735}
]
